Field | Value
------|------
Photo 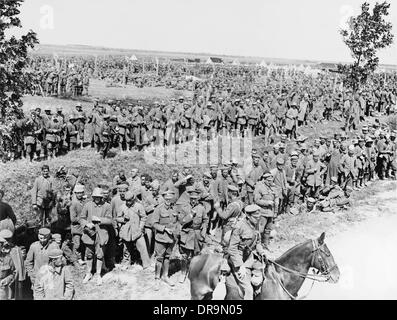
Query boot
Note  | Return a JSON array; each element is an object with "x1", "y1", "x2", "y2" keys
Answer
[
  {"x1": 153, "y1": 261, "x2": 162, "y2": 291},
  {"x1": 95, "y1": 260, "x2": 103, "y2": 286},
  {"x1": 83, "y1": 259, "x2": 93, "y2": 284},
  {"x1": 161, "y1": 259, "x2": 175, "y2": 287},
  {"x1": 179, "y1": 260, "x2": 187, "y2": 283}
]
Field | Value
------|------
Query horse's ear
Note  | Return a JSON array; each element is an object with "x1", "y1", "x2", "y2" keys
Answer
[{"x1": 318, "y1": 232, "x2": 326, "y2": 245}]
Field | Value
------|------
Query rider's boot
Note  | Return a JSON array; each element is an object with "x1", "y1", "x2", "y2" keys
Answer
[{"x1": 262, "y1": 232, "x2": 273, "y2": 253}]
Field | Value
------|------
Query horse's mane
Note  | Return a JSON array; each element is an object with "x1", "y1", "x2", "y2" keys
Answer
[{"x1": 275, "y1": 239, "x2": 313, "y2": 264}]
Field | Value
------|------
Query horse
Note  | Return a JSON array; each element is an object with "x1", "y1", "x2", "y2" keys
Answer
[{"x1": 188, "y1": 232, "x2": 340, "y2": 300}]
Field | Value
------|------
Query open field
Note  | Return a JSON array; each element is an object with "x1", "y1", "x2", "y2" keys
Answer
[
  {"x1": 31, "y1": 44, "x2": 397, "y2": 70},
  {"x1": 22, "y1": 79, "x2": 191, "y2": 114}
]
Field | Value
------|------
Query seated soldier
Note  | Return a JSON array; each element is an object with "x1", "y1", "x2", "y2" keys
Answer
[
  {"x1": 317, "y1": 178, "x2": 352, "y2": 212},
  {"x1": 226, "y1": 204, "x2": 267, "y2": 300}
]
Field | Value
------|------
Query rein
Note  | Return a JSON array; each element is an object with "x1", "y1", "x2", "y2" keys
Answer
[{"x1": 267, "y1": 239, "x2": 336, "y2": 300}]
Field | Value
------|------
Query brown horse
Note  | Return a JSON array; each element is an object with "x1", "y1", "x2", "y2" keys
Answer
[{"x1": 189, "y1": 232, "x2": 340, "y2": 300}]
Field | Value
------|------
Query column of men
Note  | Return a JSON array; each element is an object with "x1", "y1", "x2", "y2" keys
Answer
[{"x1": 1, "y1": 123, "x2": 396, "y2": 299}]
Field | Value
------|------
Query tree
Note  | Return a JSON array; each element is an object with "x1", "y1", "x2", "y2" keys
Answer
[
  {"x1": 338, "y1": 1, "x2": 394, "y2": 92},
  {"x1": 0, "y1": 0, "x2": 39, "y2": 142}
]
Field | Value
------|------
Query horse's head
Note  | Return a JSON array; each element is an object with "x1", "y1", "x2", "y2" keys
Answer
[{"x1": 311, "y1": 232, "x2": 340, "y2": 283}]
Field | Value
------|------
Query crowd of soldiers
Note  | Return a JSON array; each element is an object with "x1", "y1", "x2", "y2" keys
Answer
[
  {"x1": 0, "y1": 116, "x2": 396, "y2": 299},
  {"x1": 2, "y1": 66, "x2": 397, "y2": 162}
]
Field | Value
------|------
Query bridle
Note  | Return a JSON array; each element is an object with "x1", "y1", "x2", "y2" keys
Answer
[{"x1": 267, "y1": 239, "x2": 338, "y2": 300}]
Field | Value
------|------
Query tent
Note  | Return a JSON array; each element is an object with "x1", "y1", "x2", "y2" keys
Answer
[
  {"x1": 206, "y1": 57, "x2": 223, "y2": 64},
  {"x1": 130, "y1": 55, "x2": 138, "y2": 61},
  {"x1": 232, "y1": 59, "x2": 240, "y2": 66}
]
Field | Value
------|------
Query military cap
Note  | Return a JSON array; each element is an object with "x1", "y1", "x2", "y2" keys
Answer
[
  {"x1": 314, "y1": 138, "x2": 320, "y2": 144},
  {"x1": 189, "y1": 189, "x2": 201, "y2": 199},
  {"x1": 76, "y1": 103, "x2": 82, "y2": 107},
  {"x1": 48, "y1": 249, "x2": 63, "y2": 259},
  {"x1": 30, "y1": 106, "x2": 36, "y2": 111},
  {"x1": 245, "y1": 204, "x2": 261, "y2": 215},
  {"x1": 352, "y1": 139, "x2": 358, "y2": 145},
  {"x1": 262, "y1": 171, "x2": 274, "y2": 179},
  {"x1": 44, "y1": 108, "x2": 51, "y2": 112},
  {"x1": 330, "y1": 176, "x2": 338, "y2": 183},
  {"x1": 203, "y1": 172, "x2": 212, "y2": 179},
  {"x1": 365, "y1": 138, "x2": 373, "y2": 143},
  {"x1": 163, "y1": 190, "x2": 175, "y2": 200},
  {"x1": 56, "y1": 107, "x2": 62, "y2": 112},
  {"x1": 252, "y1": 152, "x2": 261, "y2": 159},
  {"x1": 340, "y1": 144, "x2": 347, "y2": 151},
  {"x1": 0, "y1": 229, "x2": 13, "y2": 240},
  {"x1": 52, "y1": 233, "x2": 62, "y2": 241},
  {"x1": 227, "y1": 185, "x2": 239, "y2": 192},
  {"x1": 117, "y1": 183, "x2": 129, "y2": 190},
  {"x1": 276, "y1": 158, "x2": 285, "y2": 165},
  {"x1": 73, "y1": 184, "x2": 85, "y2": 193},
  {"x1": 103, "y1": 114, "x2": 110, "y2": 119},
  {"x1": 348, "y1": 145, "x2": 355, "y2": 152},
  {"x1": 290, "y1": 151, "x2": 299, "y2": 158},
  {"x1": 26, "y1": 220, "x2": 37, "y2": 229},
  {"x1": 231, "y1": 158, "x2": 239, "y2": 165},
  {"x1": 39, "y1": 228, "x2": 51, "y2": 236},
  {"x1": 35, "y1": 107, "x2": 41, "y2": 111},
  {"x1": 306, "y1": 197, "x2": 316, "y2": 204},
  {"x1": 186, "y1": 186, "x2": 196, "y2": 193},
  {"x1": 69, "y1": 114, "x2": 76, "y2": 121},
  {"x1": 391, "y1": 132, "x2": 396, "y2": 137},
  {"x1": 124, "y1": 191, "x2": 136, "y2": 201},
  {"x1": 92, "y1": 188, "x2": 104, "y2": 198}
]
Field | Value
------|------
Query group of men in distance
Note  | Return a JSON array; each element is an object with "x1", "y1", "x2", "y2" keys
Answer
[{"x1": 0, "y1": 116, "x2": 396, "y2": 299}]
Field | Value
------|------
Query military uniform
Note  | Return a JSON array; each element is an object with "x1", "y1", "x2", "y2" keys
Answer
[
  {"x1": 152, "y1": 197, "x2": 179, "y2": 287},
  {"x1": 0, "y1": 248, "x2": 16, "y2": 300},
  {"x1": 254, "y1": 178, "x2": 278, "y2": 248}
]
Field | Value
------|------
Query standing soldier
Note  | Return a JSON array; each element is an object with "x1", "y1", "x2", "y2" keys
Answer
[
  {"x1": 152, "y1": 191, "x2": 179, "y2": 290},
  {"x1": 270, "y1": 158, "x2": 288, "y2": 215},
  {"x1": 25, "y1": 228, "x2": 59, "y2": 288},
  {"x1": 73, "y1": 103, "x2": 86, "y2": 149},
  {"x1": 305, "y1": 151, "x2": 327, "y2": 198},
  {"x1": 117, "y1": 191, "x2": 151, "y2": 271},
  {"x1": 69, "y1": 184, "x2": 86, "y2": 265},
  {"x1": 80, "y1": 188, "x2": 112, "y2": 286},
  {"x1": 245, "y1": 153, "x2": 264, "y2": 204},
  {"x1": 45, "y1": 116, "x2": 62, "y2": 159},
  {"x1": 99, "y1": 114, "x2": 112, "y2": 159},
  {"x1": 22, "y1": 109, "x2": 40, "y2": 162},
  {"x1": 64, "y1": 116, "x2": 79, "y2": 151},
  {"x1": 340, "y1": 145, "x2": 358, "y2": 190},
  {"x1": 31, "y1": 165, "x2": 56, "y2": 227},
  {"x1": 0, "y1": 231, "x2": 17, "y2": 300},
  {"x1": 254, "y1": 172, "x2": 279, "y2": 251},
  {"x1": 178, "y1": 188, "x2": 208, "y2": 283},
  {"x1": 364, "y1": 138, "x2": 377, "y2": 183},
  {"x1": 214, "y1": 185, "x2": 244, "y2": 250}
]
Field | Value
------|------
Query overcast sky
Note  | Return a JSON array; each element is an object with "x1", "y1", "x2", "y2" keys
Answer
[{"x1": 12, "y1": 0, "x2": 397, "y2": 64}]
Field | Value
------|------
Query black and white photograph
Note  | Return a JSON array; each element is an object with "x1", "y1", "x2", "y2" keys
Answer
[{"x1": 0, "y1": 0, "x2": 396, "y2": 304}]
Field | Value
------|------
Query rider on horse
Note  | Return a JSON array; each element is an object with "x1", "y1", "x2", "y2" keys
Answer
[{"x1": 226, "y1": 204, "x2": 267, "y2": 300}]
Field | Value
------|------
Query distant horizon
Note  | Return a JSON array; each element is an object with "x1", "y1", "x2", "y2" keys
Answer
[
  {"x1": 15, "y1": 0, "x2": 397, "y2": 66},
  {"x1": 34, "y1": 43, "x2": 397, "y2": 68}
]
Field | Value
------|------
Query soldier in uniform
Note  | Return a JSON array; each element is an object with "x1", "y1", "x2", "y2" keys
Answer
[
  {"x1": 178, "y1": 188, "x2": 208, "y2": 283},
  {"x1": 116, "y1": 191, "x2": 151, "y2": 271},
  {"x1": 99, "y1": 114, "x2": 112, "y2": 159},
  {"x1": 254, "y1": 172, "x2": 279, "y2": 251},
  {"x1": 69, "y1": 184, "x2": 86, "y2": 265},
  {"x1": 245, "y1": 153, "x2": 264, "y2": 204},
  {"x1": 364, "y1": 138, "x2": 377, "y2": 183},
  {"x1": 80, "y1": 188, "x2": 112, "y2": 286},
  {"x1": 226, "y1": 204, "x2": 266, "y2": 300},
  {"x1": 152, "y1": 191, "x2": 179, "y2": 290},
  {"x1": 73, "y1": 103, "x2": 86, "y2": 149},
  {"x1": 25, "y1": 228, "x2": 59, "y2": 288},
  {"x1": 317, "y1": 177, "x2": 348, "y2": 212},
  {"x1": 64, "y1": 115, "x2": 79, "y2": 151},
  {"x1": 31, "y1": 165, "x2": 56, "y2": 227},
  {"x1": 304, "y1": 151, "x2": 327, "y2": 198},
  {"x1": 0, "y1": 231, "x2": 17, "y2": 300},
  {"x1": 340, "y1": 145, "x2": 358, "y2": 190},
  {"x1": 45, "y1": 116, "x2": 62, "y2": 159}
]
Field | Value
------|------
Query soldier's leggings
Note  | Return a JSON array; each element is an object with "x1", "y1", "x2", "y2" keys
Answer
[
  {"x1": 122, "y1": 236, "x2": 151, "y2": 268},
  {"x1": 258, "y1": 217, "x2": 274, "y2": 241},
  {"x1": 72, "y1": 234, "x2": 82, "y2": 260}
]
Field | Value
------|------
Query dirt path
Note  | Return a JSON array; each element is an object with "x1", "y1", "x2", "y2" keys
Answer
[{"x1": 302, "y1": 191, "x2": 397, "y2": 300}]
